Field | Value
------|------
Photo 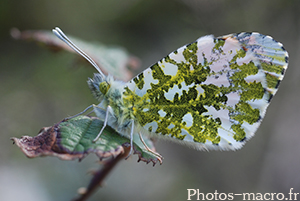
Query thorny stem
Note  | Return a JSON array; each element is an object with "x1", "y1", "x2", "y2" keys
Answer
[{"x1": 72, "y1": 144, "x2": 131, "y2": 201}]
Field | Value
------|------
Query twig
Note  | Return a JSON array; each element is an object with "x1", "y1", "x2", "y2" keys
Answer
[{"x1": 72, "y1": 144, "x2": 131, "y2": 201}]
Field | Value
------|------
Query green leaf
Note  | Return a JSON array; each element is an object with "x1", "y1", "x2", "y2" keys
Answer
[{"x1": 12, "y1": 115, "x2": 162, "y2": 165}]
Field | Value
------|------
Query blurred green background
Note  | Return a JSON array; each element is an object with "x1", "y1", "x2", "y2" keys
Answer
[{"x1": 1, "y1": 0, "x2": 300, "y2": 200}]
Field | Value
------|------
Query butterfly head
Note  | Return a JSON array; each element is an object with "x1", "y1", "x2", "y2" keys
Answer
[
  {"x1": 99, "y1": 81, "x2": 110, "y2": 95},
  {"x1": 86, "y1": 73, "x2": 107, "y2": 102}
]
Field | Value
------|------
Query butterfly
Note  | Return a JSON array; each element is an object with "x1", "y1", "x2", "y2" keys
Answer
[{"x1": 53, "y1": 27, "x2": 288, "y2": 160}]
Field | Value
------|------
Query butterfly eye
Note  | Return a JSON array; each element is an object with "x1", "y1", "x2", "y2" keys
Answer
[{"x1": 99, "y1": 81, "x2": 110, "y2": 95}]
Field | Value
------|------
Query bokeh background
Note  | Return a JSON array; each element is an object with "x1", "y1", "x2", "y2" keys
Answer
[{"x1": 1, "y1": 0, "x2": 300, "y2": 200}]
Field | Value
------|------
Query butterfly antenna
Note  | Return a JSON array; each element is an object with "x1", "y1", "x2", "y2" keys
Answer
[{"x1": 52, "y1": 27, "x2": 105, "y2": 78}]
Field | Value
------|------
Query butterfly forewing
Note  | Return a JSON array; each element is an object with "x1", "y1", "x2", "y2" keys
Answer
[{"x1": 123, "y1": 32, "x2": 288, "y2": 151}]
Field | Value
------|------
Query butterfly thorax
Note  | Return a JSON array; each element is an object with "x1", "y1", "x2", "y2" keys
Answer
[{"x1": 103, "y1": 78, "x2": 138, "y2": 136}]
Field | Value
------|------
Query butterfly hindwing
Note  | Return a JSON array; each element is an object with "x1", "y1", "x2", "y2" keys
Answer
[{"x1": 123, "y1": 32, "x2": 288, "y2": 151}]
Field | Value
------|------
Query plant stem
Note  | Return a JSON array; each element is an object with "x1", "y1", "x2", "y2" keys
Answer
[{"x1": 72, "y1": 144, "x2": 130, "y2": 201}]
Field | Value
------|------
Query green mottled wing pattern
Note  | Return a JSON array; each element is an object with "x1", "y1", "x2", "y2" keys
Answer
[{"x1": 123, "y1": 33, "x2": 288, "y2": 151}]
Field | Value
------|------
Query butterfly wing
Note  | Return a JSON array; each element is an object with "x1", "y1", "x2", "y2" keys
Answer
[{"x1": 123, "y1": 33, "x2": 288, "y2": 151}]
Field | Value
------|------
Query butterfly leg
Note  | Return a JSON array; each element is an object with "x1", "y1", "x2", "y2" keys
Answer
[
  {"x1": 93, "y1": 105, "x2": 113, "y2": 142},
  {"x1": 138, "y1": 132, "x2": 163, "y2": 161},
  {"x1": 125, "y1": 119, "x2": 135, "y2": 159},
  {"x1": 64, "y1": 104, "x2": 94, "y2": 120}
]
